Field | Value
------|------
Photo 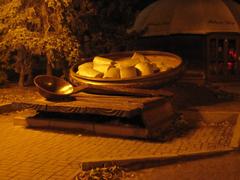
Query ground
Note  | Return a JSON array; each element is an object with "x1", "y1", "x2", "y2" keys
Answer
[{"x1": 0, "y1": 82, "x2": 239, "y2": 179}]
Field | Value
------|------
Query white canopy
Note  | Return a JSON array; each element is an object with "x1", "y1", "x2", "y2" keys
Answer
[{"x1": 129, "y1": 0, "x2": 240, "y2": 36}]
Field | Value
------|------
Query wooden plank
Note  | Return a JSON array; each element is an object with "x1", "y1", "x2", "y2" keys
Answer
[
  {"x1": 84, "y1": 84, "x2": 174, "y2": 97},
  {"x1": 12, "y1": 95, "x2": 143, "y2": 118},
  {"x1": 12, "y1": 94, "x2": 168, "y2": 118},
  {"x1": 46, "y1": 103, "x2": 140, "y2": 118},
  {"x1": 74, "y1": 92, "x2": 166, "y2": 107},
  {"x1": 78, "y1": 94, "x2": 170, "y2": 117},
  {"x1": 12, "y1": 101, "x2": 47, "y2": 112}
]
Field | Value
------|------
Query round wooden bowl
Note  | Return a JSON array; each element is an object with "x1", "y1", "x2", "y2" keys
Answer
[{"x1": 69, "y1": 51, "x2": 185, "y2": 89}]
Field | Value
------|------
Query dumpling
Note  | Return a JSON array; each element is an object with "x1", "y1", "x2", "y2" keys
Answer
[
  {"x1": 150, "y1": 63, "x2": 160, "y2": 73},
  {"x1": 131, "y1": 52, "x2": 150, "y2": 63},
  {"x1": 103, "y1": 67, "x2": 120, "y2": 79},
  {"x1": 151, "y1": 56, "x2": 180, "y2": 70},
  {"x1": 154, "y1": 62, "x2": 170, "y2": 72},
  {"x1": 93, "y1": 56, "x2": 114, "y2": 65},
  {"x1": 93, "y1": 64, "x2": 112, "y2": 73},
  {"x1": 76, "y1": 67, "x2": 103, "y2": 78},
  {"x1": 119, "y1": 66, "x2": 138, "y2": 79},
  {"x1": 115, "y1": 57, "x2": 140, "y2": 68},
  {"x1": 93, "y1": 56, "x2": 114, "y2": 73},
  {"x1": 78, "y1": 62, "x2": 93, "y2": 71},
  {"x1": 135, "y1": 62, "x2": 154, "y2": 76}
]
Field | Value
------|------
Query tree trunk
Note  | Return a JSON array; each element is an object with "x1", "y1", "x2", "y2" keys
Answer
[
  {"x1": 46, "y1": 51, "x2": 53, "y2": 76},
  {"x1": 46, "y1": 62, "x2": 52, "y2": 75},
  {"x1": 18, "y1": 65, "x2": 25, "y2": 87},
  {"x1": 25, "y1": 58, "x2": 34, "y2": 85},
  {"x1": 26, "y1": 67, "x2": 33, "y2": 85}
]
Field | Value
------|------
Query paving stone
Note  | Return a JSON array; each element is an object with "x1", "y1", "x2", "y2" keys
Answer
[
  {"x1": 0, "y1": 84, "x2": 240, "y2": 178},
  {"x1": 0, "y1": 110, "x2": 239, "y2": 179}
]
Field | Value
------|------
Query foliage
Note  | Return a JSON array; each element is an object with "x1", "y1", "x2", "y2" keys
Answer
[
  {"x1": 66, "y1": 0, "x2": 140, "y2": 57},
  {"x1": 0, "y1": 0, "x2": 147, "y2": 86},
  {"x1": 75, "y1": 165, "x2": 135, "y2": 180},
  {"x1": 0, "y1": 0, "x2": 82, "y2": 85}
]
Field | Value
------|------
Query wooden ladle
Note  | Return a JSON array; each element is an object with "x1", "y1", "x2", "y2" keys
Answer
[{"x1": 34, "y1": 75, "x2": 173, "y2": 100}]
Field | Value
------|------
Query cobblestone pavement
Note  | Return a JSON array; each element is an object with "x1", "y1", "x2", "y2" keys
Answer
[
  {"x1": 0, "y1": 111, "x2": 238, "y2": 179},
  {"x1": 0, "y1": 84, "x2": 240, "y2": 179}
]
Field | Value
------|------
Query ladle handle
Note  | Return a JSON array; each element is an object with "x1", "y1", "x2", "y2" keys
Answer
[
  {"x1": 78, "y1": 84, "x2": 173, "y2": 97},
  {"x1": 72, "y1": 84, "x2": 89, "y2": 94}
]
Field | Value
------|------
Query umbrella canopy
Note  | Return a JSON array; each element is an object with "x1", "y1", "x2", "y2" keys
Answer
[{"x1": 129, "y1": 0, "x2": 240, "y2": 36}]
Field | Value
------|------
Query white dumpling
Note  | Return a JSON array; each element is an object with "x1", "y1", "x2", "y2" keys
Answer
[
  {"x1": 78, "y1": 62, "x2": 93, "y2": 71},
  {"x1": 131, "y1": 52, "x2": 150, "y2": 63},
  {"x1": 115, "y1": 57, "x2": 140, "y2": 68},
  {"x1": 93, "y1": 63, "x2": 112, "y2": 74},
  {"x1": 135, "y1": 62, "x2": 154, "y2": 76},
  {"x1": 93, "y1": 56, "x2": 114, "y2": 65},
  {"x1": 77, "y1": 67, "x2": 103, "y2": 78},
  {"x1": 103, "y1": 67, "x2": 120, "y2": 79},
  {"x1": 154, "y1": 62, "x2": 171, "y2": 72},
  {"x1": 119, "y1": 66, "x2": 138, "y2": 79}
]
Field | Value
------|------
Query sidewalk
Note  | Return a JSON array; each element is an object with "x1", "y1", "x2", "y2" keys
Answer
[
  {"x1": 0, "y1": 110, "x2": 239, "y2": 179},
  {"x1": 0, "y1": 83, "x2": 239, "y2": 179}
]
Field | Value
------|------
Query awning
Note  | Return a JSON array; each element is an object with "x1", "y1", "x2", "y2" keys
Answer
[{"x1": 129, "y1": 0, "x2": 240, "y2": 36}]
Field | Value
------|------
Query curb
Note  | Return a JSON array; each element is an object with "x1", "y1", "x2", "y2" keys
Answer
[
  {"x1": 69, "y1": 149, "x2": 235, "y2": 179},
  {"x1": 80, "y1": 149, "x2": 235, "y2": 171},
  {"x1": 230, "y1": 115, "x2": 240, "y2": 149}
]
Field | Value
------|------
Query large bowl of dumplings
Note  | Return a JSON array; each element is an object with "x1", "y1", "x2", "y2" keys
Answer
[{"x1": 69, "y1": 51, "x2": 184, "y2": 88}]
